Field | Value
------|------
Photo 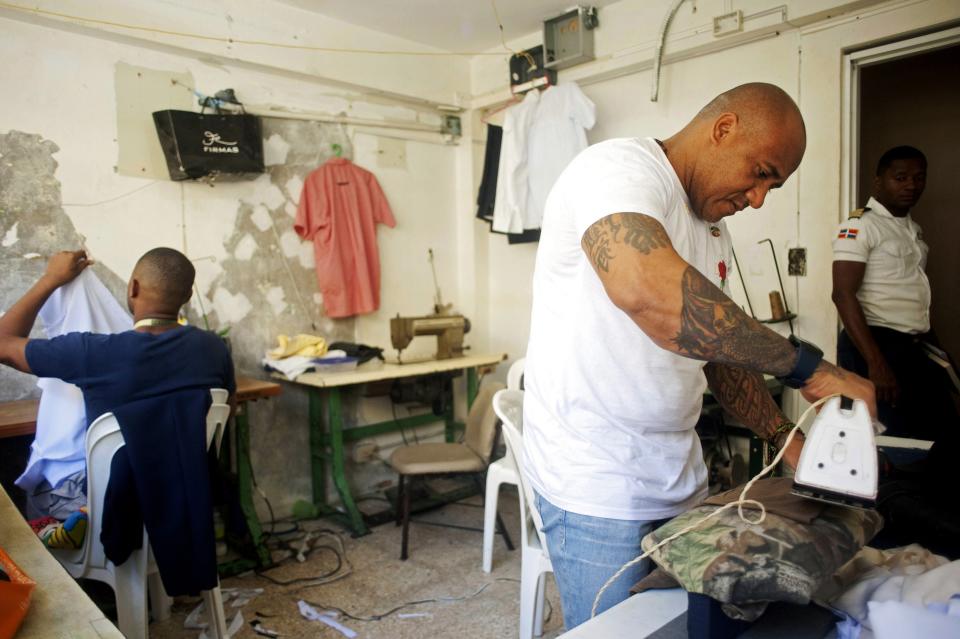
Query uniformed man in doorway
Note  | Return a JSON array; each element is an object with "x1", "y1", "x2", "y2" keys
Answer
[{"x1": 832, "y1": 145, "x2": 956, "y2": 439}]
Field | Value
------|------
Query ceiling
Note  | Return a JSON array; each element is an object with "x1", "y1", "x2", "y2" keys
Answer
[{"x1": 276, "y1": 0, "x2": 619, "y2": 52}]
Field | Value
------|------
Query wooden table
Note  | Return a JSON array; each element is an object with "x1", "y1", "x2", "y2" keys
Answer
[
  {"x1": 277, "y1": 352, "x2": 507, "y2": 536},
  {"x1": 0, "y1": 377, "x2": 277, "y2": 438},
  {"x1": 0, "y1": 483, "x2": 123, "y2": 638},
  {"x1": 0, "y1": 398, "x2": 40, "y2": 439}
]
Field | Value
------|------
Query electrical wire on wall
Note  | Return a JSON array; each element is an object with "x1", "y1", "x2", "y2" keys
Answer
[
  {"x1": 60, "y1": 180, "x2": 160, "y2": 207},
  {"x1": 0, "y1": 1, "x2": 508, "y2": 57},
  {"x1": 263, "y1": 203, "x2": 317, "y2": 332},
  {"x1": 488, "y1": 0, "x2": 537, "y2": 71}
]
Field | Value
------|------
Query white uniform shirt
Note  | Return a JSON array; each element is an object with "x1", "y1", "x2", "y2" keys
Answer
[
  {"x1": 492, "y1": 90, "x2": 540, "y2": 234},
  {"x1": 15, "y1": 269, "x2": 132, "y2": 492},
  {"x1": 523, "y1": 138, "x2": 733, "y2": 521},
  {"x1": 526, "y1": 82, "x2": 596, "y2": 230},
  {"x1": 832, "y1": 196, "x2": 930, "y2": 334}
]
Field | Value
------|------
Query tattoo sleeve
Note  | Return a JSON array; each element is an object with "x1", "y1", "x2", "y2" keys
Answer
[
  {"x1": 582, "y1": 213, "x2": 670, "y2": 273},
  {"x1": 581, "y1": 212, "x2": 797, "y2": 377},
  {"x1": 704, "y1": 363, "x2": 789, "y2": 441},
  {"x1": 673, "y1": 266, "x2": 796, "y2": 376}
]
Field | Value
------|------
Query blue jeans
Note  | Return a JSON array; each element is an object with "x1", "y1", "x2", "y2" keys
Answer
[{"x1": 535, "y1": 491, "x2": 663, "y2": 630}]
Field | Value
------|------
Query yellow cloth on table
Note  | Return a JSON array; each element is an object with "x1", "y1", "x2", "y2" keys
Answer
[{"x1": 269, "y1": 334, "x2": 328, "y2": 359}]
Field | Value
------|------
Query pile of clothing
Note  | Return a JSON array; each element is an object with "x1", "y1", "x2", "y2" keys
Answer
[{"x1": 262, "y1": 335, "x2": 383, "y2": 380}]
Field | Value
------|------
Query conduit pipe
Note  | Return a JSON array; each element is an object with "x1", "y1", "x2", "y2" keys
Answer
[{"x1": 650, "y1": 0, "x2": 692, "y2": 102}]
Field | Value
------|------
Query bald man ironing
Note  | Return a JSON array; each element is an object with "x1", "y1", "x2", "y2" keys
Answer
[{"x1": 522, "y1": 83, "x2": 876, "y2": 628}]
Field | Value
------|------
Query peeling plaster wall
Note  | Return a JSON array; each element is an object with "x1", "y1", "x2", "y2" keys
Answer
[
  {"x1": 0, "y1": 131, "x2": 129, "y2": 399},
  {"x1": 0, "y1": 12, "x2": 463, "y2": 517}
]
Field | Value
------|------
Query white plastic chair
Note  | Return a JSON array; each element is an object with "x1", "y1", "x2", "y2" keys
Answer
[
  {"x1": 506, "y1": 357, "x2": 526, "y2": 392},
  {"x1": 53, "y1": 389, "x2": 230, "y2": 639},
  {"x1": 482, "y1": 358, "x2": 525, "y2": 572},
  {"x1": 494, "y1": 388, "x2": 553, "y2": 639}
]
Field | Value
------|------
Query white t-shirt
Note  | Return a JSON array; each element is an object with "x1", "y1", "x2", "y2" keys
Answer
[
  {"x1": 526, "y1": 83, "x2": 596, "y2": 230},
  {"x1": 523, "y1": 137, "x2": 733, "y2": 521},
  {"x1": 492, "y1": 90, "x2": 540, "y2": 234},
  {"x1": 832, "y1": 196, "x2": 930, "y2": 334}
]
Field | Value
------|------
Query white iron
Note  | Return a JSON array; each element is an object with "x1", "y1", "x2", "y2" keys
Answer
[{"x1": 792, "y1": 396, "x2": 878, "y2": 509}]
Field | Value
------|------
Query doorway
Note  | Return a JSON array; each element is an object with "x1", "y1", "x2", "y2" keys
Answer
[{"x1": 842, "y1": 28, "x2": 960, "y2": 363}]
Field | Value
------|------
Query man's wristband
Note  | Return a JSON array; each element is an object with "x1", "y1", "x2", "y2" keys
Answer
[
  {"x1": 769, "y1": 420, "x2": 798, "y2": 450},
  {"x1": 776, "y1": 335, "x2": 823, "y2": 389}
]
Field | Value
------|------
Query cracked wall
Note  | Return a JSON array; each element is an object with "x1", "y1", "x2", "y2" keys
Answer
[
  {"x1": 0, "y1": 131, "x2": 128, "y2": 398},
  {"x1": 0, "y1": 121, "x2": 447, "y2": 518}
]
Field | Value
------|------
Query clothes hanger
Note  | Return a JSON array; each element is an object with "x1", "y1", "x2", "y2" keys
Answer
[
  {"x1": 331, "y1": 143, "x2": 343, "y2": 158},
  {"x1": 481, "y1": 97, "x2": 521, "y2": 124}
]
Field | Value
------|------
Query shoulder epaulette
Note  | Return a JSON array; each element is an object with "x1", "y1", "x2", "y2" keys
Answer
[{"x1": 848, "y1": 206, "x2": 870, "y2": 220}]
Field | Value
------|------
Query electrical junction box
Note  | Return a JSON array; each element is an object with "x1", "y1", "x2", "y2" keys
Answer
[
  {"x1": 543, "y1": 6, "x2": 599, "y2": 70},
  {"x1": 713, "y1": 10, "x2": 743, "y2": 36}
]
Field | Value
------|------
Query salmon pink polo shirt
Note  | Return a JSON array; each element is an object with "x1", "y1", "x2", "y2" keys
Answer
[{"x1": 295, "y1": 158, "x2": 396, "y2": 318}]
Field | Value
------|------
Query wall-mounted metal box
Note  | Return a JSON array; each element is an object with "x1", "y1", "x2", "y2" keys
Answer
[{"x1": 543, "y1": 6, "x2": 598, "y2": 70}]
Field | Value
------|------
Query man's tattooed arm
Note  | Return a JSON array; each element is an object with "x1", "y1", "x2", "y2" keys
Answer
[
  {"x1": 704, "y1": 363, "x2": 790, "y2": 442},
  {"x1": 582, "y1": 213, "x2": 670, "y2": 273},
  {"x1": 673, "y1": 266, "x2": 796, "y2": 375},
  {"x1": 582, "y1": 212, "x2": 796, "y2": 377},
  {"x1": 582, "y1": 211, "x2": 877, "y2": 416}
]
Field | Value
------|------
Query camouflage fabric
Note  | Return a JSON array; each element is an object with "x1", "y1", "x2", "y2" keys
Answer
[{"x1": 640, "y1": 484, "x2": 883, "y2": 621}]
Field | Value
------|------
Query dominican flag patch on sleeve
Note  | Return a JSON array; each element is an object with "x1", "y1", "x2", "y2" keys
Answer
[{"x1": 838, "y1": 228, "x2": 859, "y2": 239}]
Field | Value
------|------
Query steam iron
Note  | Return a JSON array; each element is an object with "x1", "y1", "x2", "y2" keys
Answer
[{"x1": 792, "y1": 395, "x2": 878, "y2": 509}]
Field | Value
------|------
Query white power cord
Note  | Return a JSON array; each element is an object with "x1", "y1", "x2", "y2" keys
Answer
[{"x1": 590, "y1": 394, "x2": 836, "y2": 619}]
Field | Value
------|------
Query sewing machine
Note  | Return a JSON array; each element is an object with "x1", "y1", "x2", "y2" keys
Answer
[{"x1": 390, "y1": 314, "x2": 470, "y2": 362}]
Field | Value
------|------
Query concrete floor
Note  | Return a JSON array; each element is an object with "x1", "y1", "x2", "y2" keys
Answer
[{"x1": 147, "y1": 486, "x2": 565, "y2": 639}]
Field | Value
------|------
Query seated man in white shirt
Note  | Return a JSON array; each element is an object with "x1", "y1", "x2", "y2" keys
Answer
[{"x1": 831, "y1": 146, "x2": 957, "y2": 440}]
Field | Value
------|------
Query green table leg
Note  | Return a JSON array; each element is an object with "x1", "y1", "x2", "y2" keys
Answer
[
  {"x1": 308, "y1": 388, "x2": 327, "y2": 509},
  {"x1": 235, "y1": 406, "x2": 271, "y2": 567},
  {"x1": 326, "y1": 389, "x2": 369, "y2": 536},
  {"x1": 467, "y1": 367, "x2": 479, "y2": 410}
]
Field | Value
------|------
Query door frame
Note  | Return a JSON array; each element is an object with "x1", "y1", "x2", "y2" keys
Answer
[{"x1": 840, "y1": 25, "x2": 960, "y2": 216}]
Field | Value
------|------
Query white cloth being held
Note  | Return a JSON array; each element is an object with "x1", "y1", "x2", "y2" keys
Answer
[{"x1": 15, "y1": 269, "x2": 132, "y2": 492}]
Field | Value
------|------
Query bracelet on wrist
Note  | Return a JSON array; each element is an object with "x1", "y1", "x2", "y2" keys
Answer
[{"x1": 768, "y1": 420, "x2": 797, "y2": 450}]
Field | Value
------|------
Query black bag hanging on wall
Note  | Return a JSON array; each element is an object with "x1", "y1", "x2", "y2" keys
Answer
[{"x1": 152, "y1": 109, "x2": 264, "y2": 181}]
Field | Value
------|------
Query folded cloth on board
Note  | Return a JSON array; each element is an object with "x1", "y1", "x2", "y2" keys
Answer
[
  {"x1": 703, "y1": 477, "x2": 824, "y2": 524},
  {"x1": 268, "y1": 334, "x2": 327, "y2": 359},
  {"x1": 637, "y1": 477, "x2": 883, "y2": 621},
  {"x1": 16, "y1": 269, "x2": 132, "y2": 494},
  {"x1": 262, "y1": 350, "x2": 347, "y2": 381},
  {"x1": 327, "y1": 341, "x2": 384, "y2": 364},
  {"x1": 817, "y1": 544, "x2": 960, "y2": 635}
]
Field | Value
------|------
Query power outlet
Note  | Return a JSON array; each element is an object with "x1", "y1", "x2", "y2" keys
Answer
[{"x1": 788, "y1": 248, "x2": 807, "y2": 276}]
